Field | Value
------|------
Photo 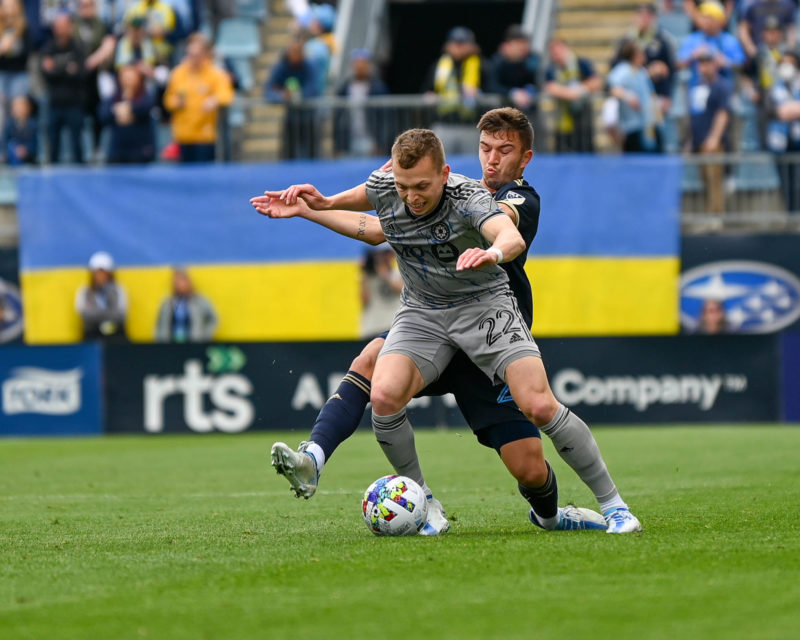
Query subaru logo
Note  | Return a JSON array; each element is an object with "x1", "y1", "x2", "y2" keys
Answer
[
  {"x1": 0, "y1": 277, "x2": 23, "y2": 344},
  {"x1": 680, "y1": 261, "x2": 800, "y2": 333}
]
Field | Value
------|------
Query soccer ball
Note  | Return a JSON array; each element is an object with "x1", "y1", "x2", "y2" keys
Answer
[{"x1": 362, "y1": 475, "x2": 428, "y2": 536}]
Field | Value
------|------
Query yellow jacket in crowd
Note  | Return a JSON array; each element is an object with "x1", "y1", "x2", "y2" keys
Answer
[{"x1": 164, "y1": 60, "x2": 234, "y2": 144}]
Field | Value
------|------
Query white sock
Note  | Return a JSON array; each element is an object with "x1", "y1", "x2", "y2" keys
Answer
[
  {"x1": 305, "y1": 441, "x2": 325, "y2": 476},
  {"x1": 532, "y1": 510, "x2": 560, "y2": 531},
  {"x1": 599, "y1": 495, "x2": 628, "y2": 514}
]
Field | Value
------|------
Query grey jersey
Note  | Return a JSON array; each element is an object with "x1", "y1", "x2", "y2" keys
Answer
[{"x1": 365, "y1": 170, "x2": 510, "y2": 309}]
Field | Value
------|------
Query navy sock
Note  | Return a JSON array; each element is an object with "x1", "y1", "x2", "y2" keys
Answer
[
  {"x1": 518, "y1": 461, "x2": 558, "y2": 520},
  {"x1": 309, "y1": 371, "x2": 371, "y2": 461}
]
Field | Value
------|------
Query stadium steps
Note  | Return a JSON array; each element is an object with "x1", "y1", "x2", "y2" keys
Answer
[
  {"x1": 0, "y1": 204, "x2": 17, "y2": 247},
  {"x1": 553, "y1": 0, "x2": 642, "y2": 152},
  {"x1": 240, "y1": 1, "x2": 295, "y2": 162}
]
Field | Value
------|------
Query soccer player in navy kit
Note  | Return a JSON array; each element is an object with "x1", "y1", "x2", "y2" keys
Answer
[{"x1": 251, "y1": 108, "x2": 641, "y2": 535}]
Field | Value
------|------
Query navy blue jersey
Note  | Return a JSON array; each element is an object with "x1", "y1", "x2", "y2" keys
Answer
[{"x1": 493, "y1": 179, "x2": 540, "y2": 327}]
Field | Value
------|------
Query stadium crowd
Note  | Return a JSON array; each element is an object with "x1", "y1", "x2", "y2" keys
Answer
[
  {"x1": 0, "y1": 0, "x2": 280, "y2": 164},
  {"x1": 4, "y1": 1, "x2": 800, "y2": 169}
]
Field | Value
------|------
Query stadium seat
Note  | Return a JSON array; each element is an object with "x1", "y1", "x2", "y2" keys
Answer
[
  {"x1": 733, "y1": 158, "x2": 780, "y2": 191},
  {"x1": 681, "y1": 162, "x2": 703, "y2": 193},
  {"x1": 0, "y1": 170, "x2": 17, "y2": 206},
  {"x1": 229, "y1": 57, "x2": 254, "y2": 93},
  {"x1": 659, "y1": 11, "x2": 692, "y2": 41},
  {"x1": 236, "y1": 0, "x2": 268, "y2": 22},
  {"x1": 227, "y1": 96, "x2": 247, "y2": 128},
  {"x1": 215, "y1": 17, "x2": 261, "y2": 59}
]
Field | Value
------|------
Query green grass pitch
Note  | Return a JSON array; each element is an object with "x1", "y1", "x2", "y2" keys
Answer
[{"x1": 1, "y1": 425, "x2": 799, "y2": 639}]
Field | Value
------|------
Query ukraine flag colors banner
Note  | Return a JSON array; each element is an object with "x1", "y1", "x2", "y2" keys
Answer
[{"x1": 17, "y1": 156, "x2": 681, "y2": 344}]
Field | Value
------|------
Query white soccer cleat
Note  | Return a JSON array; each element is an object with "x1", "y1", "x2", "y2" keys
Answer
[
  {"x1": 555, "y1": 505, "x2": 608, "y2": 531},
  {"x1": 419, "y1": 494, "x2": 450, "y2": 536},
  {"x1": 604, "y1": 507, "x2": 643, "y2": 534},
  {"x1": 270, "y1": 441, "x2": 319, "y2": 499},
  {"x1": 529, "y1": 505, "x2": 607, "y2": 531}
]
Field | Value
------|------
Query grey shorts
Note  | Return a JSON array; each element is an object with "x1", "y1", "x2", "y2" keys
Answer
[{"x1": 380, "y1": 290, "x2": 541, "y2": 386}]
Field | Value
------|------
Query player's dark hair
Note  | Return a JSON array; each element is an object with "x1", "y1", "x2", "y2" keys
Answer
[
  {"x1": 477, "y1": 107, "x2": 534, "y2": 152},
  {"x1": 391, "y1": 129, "x2": 446, "y2": 170}
]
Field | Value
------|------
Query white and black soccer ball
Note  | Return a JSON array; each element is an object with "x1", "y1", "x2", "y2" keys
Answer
[{"x1": 362, "y1": 475, "x2": 428, "y2": 536}]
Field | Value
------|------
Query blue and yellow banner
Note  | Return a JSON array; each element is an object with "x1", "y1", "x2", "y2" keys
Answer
[{"x1": 17, "y1": 155, "x2": 681, "y2": 344}]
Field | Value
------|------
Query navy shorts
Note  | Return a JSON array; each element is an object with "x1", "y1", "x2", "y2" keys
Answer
[{"x1": 417, "y1": 350, "x2": 540, "y2": 451}]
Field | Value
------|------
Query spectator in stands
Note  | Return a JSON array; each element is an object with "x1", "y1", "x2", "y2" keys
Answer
[
  {"x1": 677, "y1": 1, "x2": 745, "y2": 89},
  {"x1": 265, "y1": 36, "x2": 320, "y2": 159},
  {"x1": 265, "y1": 36, "x2": 318, "y2": 102},
  {"x1": 40, "y1": 12, "x2": 87, "y2": 164},
  {"x1": 300, "y1": 3, "x2": 337, "y2": 96},
  {"x1": 738, "y1": 0, "x2": 796, "y2": 62},
  {"x1": 695, "y1": 299, "x2": 728, "y2": 333},
  {"x1": 124, "y1": 0, "x2": 177, "y2": 64},
  {"x1": 163, "y1": 32, "x2": 233, "y2": 162},
  {"x1": 765, "y1": 49, "x2": 800, "y2": 211},
  {"x1": 689, "y1": 50, "x2": 733, "y2": 215},
  {"x1": 75, "y1": 250, "x2": 128, "y2": 342},
  {"x1": 115, "y1": 16, "x2": 157, "y2": 70},
  {"x1": 612, "y1": 4, "x2": 676, "y2": 114},
  {"x1": 75, "y1": 0, "x2": 117, "y2": 157},
  {"x1": 608, "y1": 40, "x2": 662, "y2": 152},
  {"x1": 0, "y1": 0, "x2": 31, "y2": 127},
  {"x1": 2, "y1": 93, "x2": 37, "y2": 164},
  {"x1": 334, "y1": 48, "x2": 389, "y2": 156},
  {"x1": 488, "y1": 24, "x2": 539, "y2": 116},
  {"x1": 750, "y1": 15, "x2": 788, "y2": 99},
  {"x1": 422, "y1": 26, "x2": 488, "y2": 125},
  {"x1": 155, "y1": 267, "x2": 217, "y2": 342},
  {"x1": 360, "y1": 246, "x2": 403, "y2": 339},
  {"x1": 544, "y1": 38, "x2": 602, "y2": 152},
  {"x1": 99, "y1": 64, "x2": 155, "y2": 163},
  {"x1": 683, "y1": 0, "x2": 734, "y2": 27}
]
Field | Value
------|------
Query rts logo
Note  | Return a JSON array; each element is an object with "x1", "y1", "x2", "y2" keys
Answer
[
  {"x1": 144, "y1": 359, "x2": 254, "y2": 433},
  {"x1": 680, "y1": 261, "x2": 800, "y2": 333}
]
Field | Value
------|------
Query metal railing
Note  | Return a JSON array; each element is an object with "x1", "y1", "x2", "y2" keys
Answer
[
  {"x1": 245, "y1": 94, "x2": 506, "y2": 160},
  {"x1": 681, "y1": 153, "x2": 800, "y2": 231}
]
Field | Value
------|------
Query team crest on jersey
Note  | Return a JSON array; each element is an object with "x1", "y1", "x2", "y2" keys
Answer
[
  {"x1": 431, "y1": 222, "x2": 450, "y2": 242},
  {"x1": 499, "y1": 191, "x2": 526, "y2": 207}
]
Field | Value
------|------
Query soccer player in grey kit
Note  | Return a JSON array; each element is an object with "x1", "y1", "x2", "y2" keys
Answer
[{"x1": 252, "y1": 109, "x2": 641, "y2": 535}]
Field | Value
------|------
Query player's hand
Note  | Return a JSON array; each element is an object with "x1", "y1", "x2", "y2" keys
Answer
[
  {"x1": 378, "y1": 158, "x2": 392, "y2": 173},
  {"x1": 456, "y1": 248, "x2": 498, "y2": 271},
  {"x1": 250, "y1": 194, "x2": 310, "y2": 219},
  {"x1": 263, "y1": 183, "x2": 329, "y2": 209}
]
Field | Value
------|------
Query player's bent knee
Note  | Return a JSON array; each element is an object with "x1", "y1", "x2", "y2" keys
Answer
[
  {"x1": 515, "y1": 463, "x2": 549, "y2": 488},
  {"x1": 517, "y1": 394, "x2": 559, "y2": 427},
  {"x1": 370, "y1": 386, "x2": 404, "y2": 417},
  {"x1": 350, "y1": 338, "x2": 384, "y2": 379}
]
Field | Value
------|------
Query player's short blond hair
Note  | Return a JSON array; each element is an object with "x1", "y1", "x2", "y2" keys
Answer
[
  {"x1": 391, "y1": 129, "x2": 446, "y2": 171},
  {"x1": 477, "y1": 107, "x2": 534, "y2": 152}
]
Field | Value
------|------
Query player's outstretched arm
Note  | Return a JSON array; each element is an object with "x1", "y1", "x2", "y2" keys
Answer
[
  {"x1": 261, "y1": 183, "x2": 372, "y2": 212},
  {"x1": 456, "y1": 215, "x2": 526, "y2": 271},
  {"x1": 251, "y1": 195, "x2": 386, "y2": 245}
]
